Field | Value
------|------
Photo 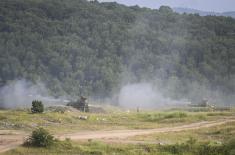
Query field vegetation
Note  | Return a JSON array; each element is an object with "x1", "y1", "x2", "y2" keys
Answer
[
  {"x1": 2, "y1": 134, "x2": 235, "y2": 155},
  {"x1": 0, "y1": 107, "x2": 234, "y2": 155},
  {"x1": 0, "y1": 107, "x2": 234, "y2": 133}
]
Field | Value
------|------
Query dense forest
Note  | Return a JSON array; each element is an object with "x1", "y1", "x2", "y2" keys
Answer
[{"x1": 0, "y1": 0, "x2": 235, "y2": 104}]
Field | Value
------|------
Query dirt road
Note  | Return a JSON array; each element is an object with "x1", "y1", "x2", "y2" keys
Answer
[
  {"x1": 58, "y1": 118, "x2": 235, "y2": 141},
  {"x1": 1, "y1": 118, "x2": 235, "y2": 153},
  {"x1": 0, "y1": 131, "x2": 26, "y2": 154}
]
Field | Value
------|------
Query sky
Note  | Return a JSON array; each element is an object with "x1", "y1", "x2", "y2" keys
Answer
[{"x1": 98, "y1": 0, "x2": 235, "y2": 12}]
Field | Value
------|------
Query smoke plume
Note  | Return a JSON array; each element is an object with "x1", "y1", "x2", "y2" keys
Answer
[
  {"x1": 118, "y1": 83, "x2": 189, "y2": 109},
  {"x1": 0, "y1": 79, "x2": 66, "y2": 109}
]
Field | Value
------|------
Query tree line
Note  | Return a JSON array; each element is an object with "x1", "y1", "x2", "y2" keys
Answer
[{"x1": 0, "y1": 0, "x2": 234, "y2": 104}]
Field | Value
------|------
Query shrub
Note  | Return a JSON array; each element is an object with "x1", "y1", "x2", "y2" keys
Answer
[
  {"x1": 164, "y1": 112, "x2": 188, "y2": 119},
  {"x1": 223, "y1": 138, "x2": 235, "y2": 155},
  {"x1": 24, "y1": 127, "x2": 55, "y2": 147},
  {"x1": 31, "y1": 100, "x2": 44, "y2": 113},
  {"x1": 160, "y1": 138, "x2": 232, "y2": 155}
]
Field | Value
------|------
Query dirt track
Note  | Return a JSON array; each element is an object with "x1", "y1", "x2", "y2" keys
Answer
[
  {"x1": 0, "y1": 131, "x2": 26, "y2": 154},
  {"x1": 58, "y1": 118, "x2": 235, "y2": 141},
  {"x1": 1, "y1": 118, "x2": 235, "y2": 153}
]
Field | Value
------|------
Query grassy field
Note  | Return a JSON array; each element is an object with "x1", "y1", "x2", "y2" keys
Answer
[
  {"x1": 0, "y1": 106, "x2": 235, "y2": 155},
  {"x1": 0, "y1": 106, "x2": 234, "y2": 133},
  {"x1": 2, "y1": 136, "x2": 235, "y2": 155},
  {"x1": 130, "y1": 121, "x2": 235, "y2": 143}
]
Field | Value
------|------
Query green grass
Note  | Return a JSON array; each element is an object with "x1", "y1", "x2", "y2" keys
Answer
[
  {"x1": 0, "y1": 107, "x2": 235, "y2": 155},
  {"x1": 2, "y1": 137, "x2": 235, "y2": 155},
  {"x1": 130, "y1": 121, "x2": 235, "y2": 144},
  {"x1": 0, "y1": 108, "x2": 234, "y2": 133}
]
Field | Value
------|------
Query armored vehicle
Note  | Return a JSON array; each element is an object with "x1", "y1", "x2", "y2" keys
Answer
[{"x1": 67, "y1": 96, "x2": 89, "y2": 112}]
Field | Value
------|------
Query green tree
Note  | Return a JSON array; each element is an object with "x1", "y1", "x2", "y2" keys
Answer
[{"x1": 31, "y1": 100, "x2": 44, "y2": 113}]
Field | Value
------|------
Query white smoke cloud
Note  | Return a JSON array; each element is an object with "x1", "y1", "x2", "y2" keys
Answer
[
  {"x1": 118, "y1": 83, "x2": 182, "y2": 109},
  {"x1": 0, "y1": 79, "x2": 67, "y2": 109}
]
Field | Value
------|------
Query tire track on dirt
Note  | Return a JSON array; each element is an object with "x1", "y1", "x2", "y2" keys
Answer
[
  {"x1": 58, "y1": 118, "x2": 235, "y2": 141},
  {"x1": 1, "y1": 118, "x2": 235, "y2": 153}
]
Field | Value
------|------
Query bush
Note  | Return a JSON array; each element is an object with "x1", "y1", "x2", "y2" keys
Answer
[
  {"x1": 164, "y1": 112, "x2": 188, "y2": 119},
  {"x1": 159, "y1": 137, "x2": 234, "y2": 155},
  {"x1": 31, "y1": 100, "x2": 44, "y2": 113},
  {"x1": 24, "y1": 128, "x2": 55, "y2": 147},
  {"x1": 224, "y1": 138, "x2": 235, "y2": 155}
]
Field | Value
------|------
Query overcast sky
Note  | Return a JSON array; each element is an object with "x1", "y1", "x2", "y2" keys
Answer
[{"x1": 98, "y1": 0, "x2": 235, "y2": 12}]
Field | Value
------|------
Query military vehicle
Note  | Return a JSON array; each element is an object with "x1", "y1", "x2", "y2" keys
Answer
[
  {"x1": 189, "y1": 99, "x2": 214, "y2": 108},
  {"x1": 67, "y1": 96, "x2": 89, "y2": 112}
]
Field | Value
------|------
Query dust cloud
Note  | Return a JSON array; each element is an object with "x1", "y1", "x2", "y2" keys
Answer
[
  {"x1": 118, "y1": 83, "x2": 185, "y2": 109},
  {"x1": 0, "y1": 79, "x2": 68, "y2": 109}
]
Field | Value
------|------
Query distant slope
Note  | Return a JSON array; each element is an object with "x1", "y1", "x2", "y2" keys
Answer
[
  {"x1": 173, "y1": 7, "x2": 235, "y2": 18},
  {"x1": 223, "y1": 11, "x2": 235, "y2": 18},
  {"x1": 0, "y1": 1, "x2": 234, "y2": 104}
]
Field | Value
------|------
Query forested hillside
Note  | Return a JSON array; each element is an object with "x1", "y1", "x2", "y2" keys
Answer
[
  {"x1": 0, "y1": 0, "x2": 235, "y2": 104},
  {"x1": 173, "y1": 7, "x2": 235, "y2": 18}
]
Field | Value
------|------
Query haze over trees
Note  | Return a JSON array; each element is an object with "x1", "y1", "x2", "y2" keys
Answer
[
  {"x1": 0, "y1": 0, "x2": 234, "y2": 104},
  {"x1": 173, "y1": 7, "x2": 235, "y2": 18}
]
